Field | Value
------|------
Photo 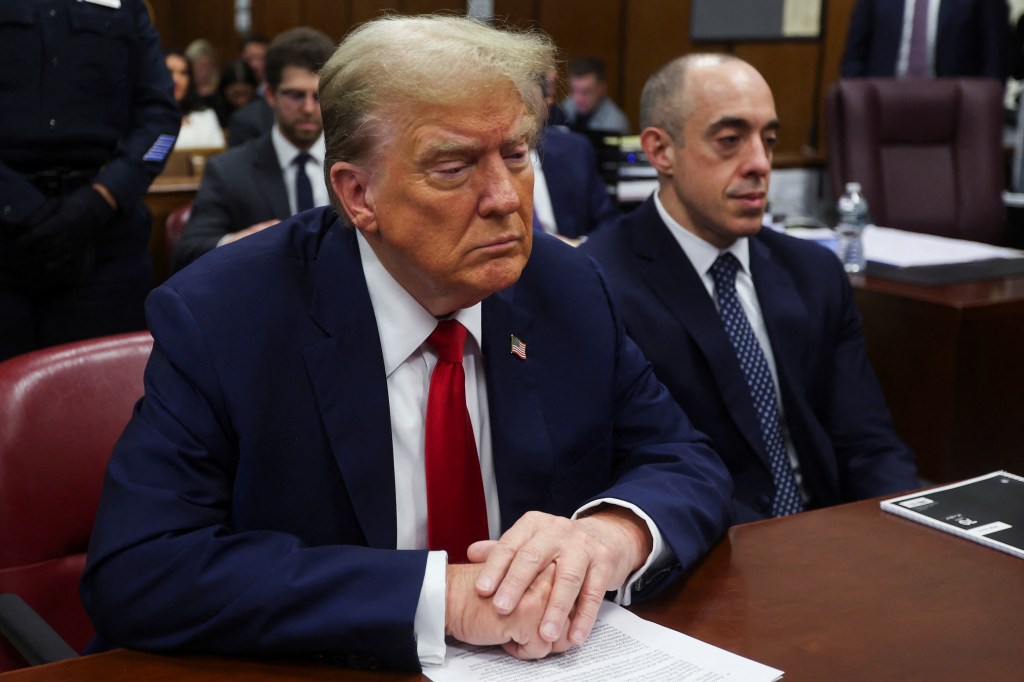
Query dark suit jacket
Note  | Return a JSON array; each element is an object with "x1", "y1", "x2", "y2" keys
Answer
[
  {"x1": 171, "y1": 134, "x2": 289, "y2": 272},
  {"x1": 841, "y1": 0, "x2": 1009, "y2": 79},
  {"x1": 81, "y1": 208, "x2": 733, "y2": 670},
  {"x1": 581, "y1": 198, "x2": 918, "y2": 523},
  {"x1": 537, "y1": 127, "x2": 620, "y2": 238},
  {"x1": 227, "y1": 97, "x2": 274, "y2": 147}
]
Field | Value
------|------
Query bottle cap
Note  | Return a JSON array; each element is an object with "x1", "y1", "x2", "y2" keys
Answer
[{"x1": 845, "y1": 182, "x2": 861, "y2": 193}]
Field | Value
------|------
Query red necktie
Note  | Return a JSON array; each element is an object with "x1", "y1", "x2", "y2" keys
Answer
[{"x1": 424, "y1": 320, "x2": 488, "y2": 562}]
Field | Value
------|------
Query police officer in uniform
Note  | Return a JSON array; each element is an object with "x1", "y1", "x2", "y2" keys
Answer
[{"x1": 0, "y1": 0, "x2": 180, "y2": 362}]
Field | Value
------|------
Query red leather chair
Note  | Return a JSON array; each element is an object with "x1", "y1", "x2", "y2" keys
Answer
[
  {"x1": 826, "y1": 78, "x2": 1005, "y2": 245},
  {"x1": 164, "y1": 201, "x2": 193, "y2": 270},
  {"x1": 0, "y1": 332, "x2": 153, "y2": 671}
]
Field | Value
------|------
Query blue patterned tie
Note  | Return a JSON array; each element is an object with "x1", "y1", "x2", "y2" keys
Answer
[
  {"x1": 710, "y1": 253, "x2": 803, "y2": 517},
  {"x1": 294, "y1": 152, "x2": 314, "y2": 212}
]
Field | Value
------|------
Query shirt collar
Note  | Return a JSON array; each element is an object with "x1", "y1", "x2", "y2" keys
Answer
[
  {"x1": 356, "y1": 231, "x2": 482, "y2": 377},
  {"x1": 271, "y1": 125, "x2": 326, "y2": 169},
  {"x1": 653, "y1": 191, "x2": 751, "y2": 276}
]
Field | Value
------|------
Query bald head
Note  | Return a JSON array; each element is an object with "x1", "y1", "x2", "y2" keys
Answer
[{"x1": 640, "y1": 54, "x2": 770, "y2": 143}]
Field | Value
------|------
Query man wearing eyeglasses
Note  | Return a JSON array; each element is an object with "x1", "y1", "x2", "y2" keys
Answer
[{"x1": 172, "y1": 27, "x2": 335, "y2": 272}]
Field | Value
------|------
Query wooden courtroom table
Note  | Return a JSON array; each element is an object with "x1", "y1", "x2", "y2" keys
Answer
[
  {"x1": 4, "y1": 498, "x2": 1020, "y2": 681},
  {"x1": 852, "y1": 273, "x2": 1024, "y2": 482}
]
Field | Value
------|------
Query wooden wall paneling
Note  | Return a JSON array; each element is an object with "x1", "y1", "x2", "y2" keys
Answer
[
  {"x1": 251, "y1": 0, "x2": 301, "y2": 38},
  {"x1": 180, "y1": 0, "x2": 237, "y2": 70},
  {"x1": 818, "y1": 0, "x2": 859, "y2": 155},
  {"x1": 149, "y1": 0, "x2": 237, "y2": 69},
  {"x1": 299, "y1": 0, "x2": 352, "y2": 41},
  {"x1": 148, "y1": 0, "x2": 180, "y2": 48},
  {"x1": 349, "y1": 1, "x2": 402, "y2": 26},
  {"x1": 402, "y1": 0, "x2": 467, "y2": 13},
  {"x1": 734, "y1": 41, "x2": 822, "y2": 158},
  {"x1": 539, "y1": 0, "x2": 625, "y2": 124},
  {"x1": 493, "y1": 0, "x2": 541, "y2": 29},
  {"x1": 623, "y1": 0, "x2": 731, "y2": 132}
]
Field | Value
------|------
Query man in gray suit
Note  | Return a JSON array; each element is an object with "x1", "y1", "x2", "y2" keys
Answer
[
  {"x1": 173, "y1": 28, "x2": 335, "y2": 272},
  {"x1": 560, "y1": 57, "x2": 630, "y2": 135}
]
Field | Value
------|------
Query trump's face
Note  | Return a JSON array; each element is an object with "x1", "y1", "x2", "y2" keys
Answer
[{"x1": 331, "y1": 85, "x2": 536, "y2": 316}]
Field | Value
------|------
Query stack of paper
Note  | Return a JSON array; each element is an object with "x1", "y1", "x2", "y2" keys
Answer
[{"x1": 425, "y1": 601, "x2": 783, "y2": 682}]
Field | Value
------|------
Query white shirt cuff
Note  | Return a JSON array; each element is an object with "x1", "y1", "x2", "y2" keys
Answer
[
  {"x1": 414, "y1": 550, "x2": 447, "y2": 667},
  {"x1": 573, "y1": 498, "x2": 670, "y2": 606}
]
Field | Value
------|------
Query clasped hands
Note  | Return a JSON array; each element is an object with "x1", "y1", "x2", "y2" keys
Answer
[{"x1": 445, "y1": 506, "x2": 652, "y2": 660}]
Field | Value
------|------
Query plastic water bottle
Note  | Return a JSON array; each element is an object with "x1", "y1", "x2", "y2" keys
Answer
[{"x1": 835, "y1": 182, "x2": 868, "y2": 273}]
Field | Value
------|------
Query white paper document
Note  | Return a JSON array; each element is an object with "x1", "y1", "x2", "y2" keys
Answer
[
  {"x1": 783, "y1": 225, "x2": 1024, "y2": 267},
  {"x1": 423, "y1": 602, "x2": 783, "y2": 682},
  {"x1": 861, "y1": 226, "x2": 1024, "y2": 267}
]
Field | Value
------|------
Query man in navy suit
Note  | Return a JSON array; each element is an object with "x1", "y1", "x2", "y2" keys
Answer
[
  {"x1": 82, "y1": 17, "x2": 731, "y2": 671},
  {"x1": 172, "y1": 28, "x2": 335, "y2": 271},
  {"x1": 582, "y1": 54, "x2": 918, "y2": 523},
  {"x1": 841, "y1": 0, "x2": 1009, "y2": 80},
  {"x1": 533, "y1": 125, "x2": 620, "y2": 241}
]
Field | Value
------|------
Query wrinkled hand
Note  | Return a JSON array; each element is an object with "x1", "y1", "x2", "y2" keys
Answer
[
  {"x1": 16, "y1": 185, "x2": 114, "y2": 261},
  {"x1": 467, "y1": 508, "x2": 652, "y2": 649},
  {"x1": 446, "y1": 562, "x2": 574, "y2": 659},
  {"x1": 216, "y1": 219, "x2": 280, "y2": 247}
]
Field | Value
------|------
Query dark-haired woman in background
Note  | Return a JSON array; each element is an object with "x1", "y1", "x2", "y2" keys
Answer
[
  {"x1": 164, "y1": 50, "x2": 226, "y2": 150},
  {"x1": 213, "y1": 59, "x2": 259, "y2": 129}
]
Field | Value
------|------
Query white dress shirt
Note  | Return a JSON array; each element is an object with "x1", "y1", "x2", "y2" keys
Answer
[
  {"x1": 654, "y1": 193, "x2": 807, "y2": 500},
  {"x1": 271, "y1": 126, "x2": 329, "y2": 214},
  {"x1": 356, "y1": 231, "x2": 668, "y2": 666},
  {"x1": 896, "y1": 0, "x2": 941, "y2": 77},
  {"x1": 531, "y1": 150, "x2": 559, "y2": 234}
]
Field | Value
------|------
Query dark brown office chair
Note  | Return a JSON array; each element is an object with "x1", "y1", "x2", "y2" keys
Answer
[
  {"x1": 164, "y1": 201, "x2": 193, "y2": 270},
  {"x1": 826, "y1": 78, "x2": 1005, "y2": 245},
  {"x1": 0, "y1": 332, "x2": 153, "y2": 671}
]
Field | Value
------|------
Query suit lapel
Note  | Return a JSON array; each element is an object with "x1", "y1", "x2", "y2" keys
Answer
[
  {"x1": 253, "y1": 136, "x2": 291, "y2": 219},
  {"x1": 481, "y1": 281, "x2": 554, "y2": 531},
  {"x1": 748, "y1": 236, "x2": 811, "y2": 436},
  {"x1": 628, "y1": 201, "x2": 770, "y2": 465},
  {"x1": 302, "y1": 224, "x2": 397, "y2": 549},
  {"x1": 537, "y1": 129, "x2": 572, "y2": 235}
]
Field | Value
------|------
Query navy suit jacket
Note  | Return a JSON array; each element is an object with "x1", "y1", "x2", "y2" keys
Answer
[
  {"x1": 82, "y1": 208, "x2": 732, "y2": 670},
  {"x1": 841, "y1": 0, "x2": 1009, "y2": 79},
  {"x1": 581, "y1": 198, "x2": 918, "y2": 522},
  {"x1": 537, "y1": 127, "x2": 620, "y2": 238},
  {"x1": 171, "y1": 134, "x2": 290, "y2": 272}
]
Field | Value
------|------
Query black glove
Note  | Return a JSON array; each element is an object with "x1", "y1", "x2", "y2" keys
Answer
[{"x1": 15, "y1": 185, "x2": 115, "y2": 262}]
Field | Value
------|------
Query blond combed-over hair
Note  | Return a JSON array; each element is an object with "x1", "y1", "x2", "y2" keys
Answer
[{"x1": 320, "y1": 13, "x2": 555, "y2": 201}]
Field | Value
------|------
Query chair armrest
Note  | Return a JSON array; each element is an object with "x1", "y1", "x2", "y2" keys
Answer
[
  {"x1": 0, "y1": 594, "x2": 78, "y2": 667},
  {"x1": 1003, "y1": 191, "x2": 1024, "y2": 208}
]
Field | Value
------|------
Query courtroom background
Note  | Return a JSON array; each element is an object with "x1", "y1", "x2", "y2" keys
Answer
[{"x1": 147, "y1": 0, "x2": 878, "y2": 164}]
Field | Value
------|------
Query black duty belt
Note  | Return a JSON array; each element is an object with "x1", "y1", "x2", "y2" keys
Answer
[{"x1": 21, "y1": 167, "x2": 102, "y2": 198}]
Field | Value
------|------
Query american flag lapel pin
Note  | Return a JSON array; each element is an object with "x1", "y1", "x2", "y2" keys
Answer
[{"x1": 510, "y1": 334, "x2": 527, "y2": 361}]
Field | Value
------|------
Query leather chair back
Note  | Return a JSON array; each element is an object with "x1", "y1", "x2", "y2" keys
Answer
[
  {"x1": 0, "y1": 332, "x2": 153, "y2": 670},
  {"x1": 826, "y1": 78, "x2": 1005, "y2": 245},
  {"x1": 164, "y1": 201, "x2": 193, "y2": 270}
]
